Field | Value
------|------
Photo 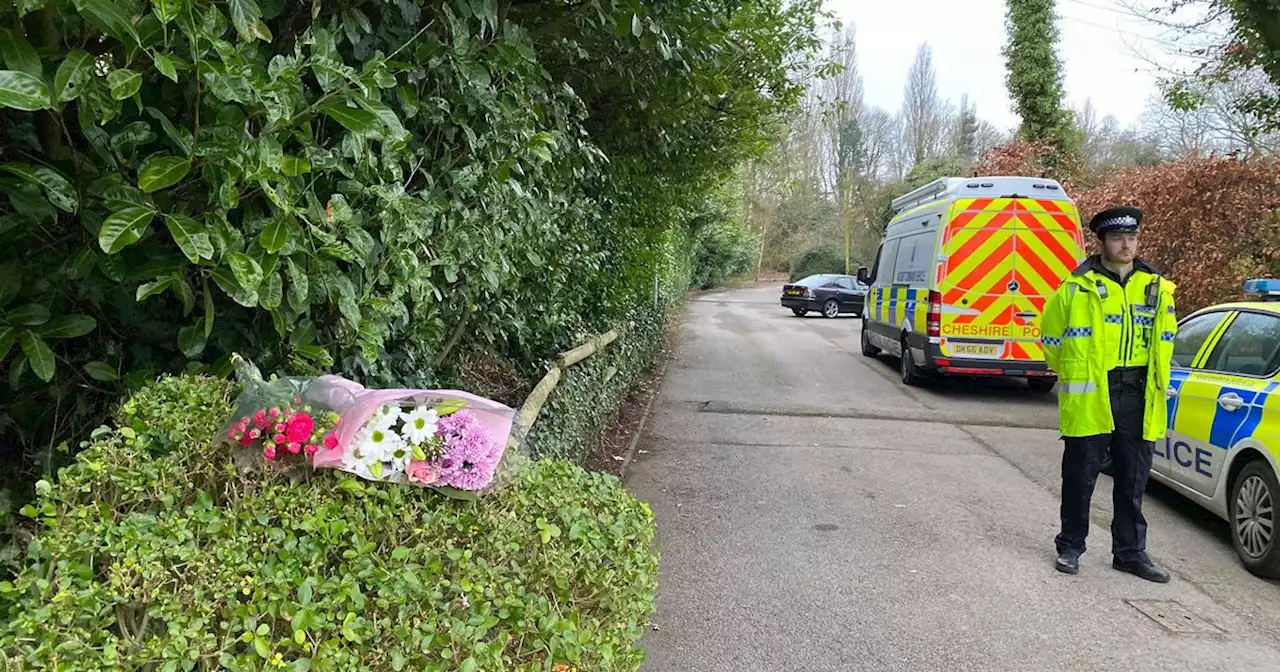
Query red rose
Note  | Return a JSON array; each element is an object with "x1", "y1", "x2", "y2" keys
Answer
[{"x1": 285, "y1": 413, "x2": 315, "y2": 443}]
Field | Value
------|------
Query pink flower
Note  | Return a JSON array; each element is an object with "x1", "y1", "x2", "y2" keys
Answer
[
  {"x1": 263, "y1": 446, "x2": 276, "y2": 460},
  {"x1": 238, "y1": 434, "x2": 253, "y2": 446},
  {"x1": 287, "y1": 442, "x2": 301, "y2": 454},
  {"x1": 323, "y1": 434, "x2": 339, "y2": 450},
  {"x1": 249, "y1": 428, "x2": 261, "y2": 439},
  {"x1": 304, "y1": 444, "x2": 318, "y2": 456},
  {"x1": 274, "y1": 423, "x2": 285, "y2": 433},
  {"x1": 269, "y1": 408, "x2": 281, "y2": 418},
  {"x1": 253, "y1": 410, "x2": 269, "y2": 429},
  {"x1": 285, "y1": 413, "x2": 315, "y2": 443},
  {"x1": 430, "y1": 410, "x2": 504, "y2": 491},
  {"x1": 406, "y1": 461, "x2": 440, "y2": 485},
  {"x1": 273, "y1": 433, "x2": 286, "y2": 445}
]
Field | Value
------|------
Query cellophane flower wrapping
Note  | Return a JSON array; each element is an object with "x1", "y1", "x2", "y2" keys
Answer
[
  {"x1": 309, "y1": 376, "x2": 522, "y2": 498},
  {"x1": 219, "y1": 356, "x2": 522, "y2": 498}
]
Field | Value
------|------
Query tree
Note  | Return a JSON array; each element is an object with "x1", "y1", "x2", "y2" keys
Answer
[
  {"x1": 1002, "y1": 0, "x2": 1077, "y2": 170},
  {"x1": 902, "y1": 43, "x2": 950, "y2": 166},
  {"x1": 951, "y1": 94, "x2": 980, "y2": 162}
]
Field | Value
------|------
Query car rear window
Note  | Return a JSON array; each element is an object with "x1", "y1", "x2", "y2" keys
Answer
[{"x1": 794, "y1": 275, "x2": 833, "y2": 287}]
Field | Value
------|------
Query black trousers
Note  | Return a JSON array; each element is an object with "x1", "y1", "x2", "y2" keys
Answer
[{"x1": 1055, "y1": 367, "x2": 1154, "y2": 563}]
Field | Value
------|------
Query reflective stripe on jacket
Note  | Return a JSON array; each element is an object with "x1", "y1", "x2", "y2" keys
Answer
[{"x1": 1039, "y1": 258, "x2": 1177, "y2": 440}]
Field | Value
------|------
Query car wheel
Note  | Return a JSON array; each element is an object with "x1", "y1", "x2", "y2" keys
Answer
[
  {"x1": 861, "y1": 326, "x2": 880, "y2": 358},
  {"x1": 900, "y1": 337, "x2": 927, "y2": 387},
  {"x1": 1231, "y1": 460, "x2": 1280, "y2": 578},
  {"x1": 822, "y1": 299, "x2": 839, "y2": 318},
  {"x1": 1027, "y1": 378, "x2": 1056, "y2": 393},
  {"x1": 791, "y1": 308, "x2": 807, "y2": 317}
]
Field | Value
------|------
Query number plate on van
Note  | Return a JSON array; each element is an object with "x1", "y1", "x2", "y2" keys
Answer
[{"x1": 950, "y1": 342, "x2": 1001, "y2": 357}]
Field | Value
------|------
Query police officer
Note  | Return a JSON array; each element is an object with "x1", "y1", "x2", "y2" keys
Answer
[{"x1": 1040, "y1": 206, "x2": 1178, "y2": 582}]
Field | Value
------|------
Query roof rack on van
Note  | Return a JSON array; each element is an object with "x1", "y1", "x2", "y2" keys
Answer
[{"x1": 889, "y1": 177, "x2": 951, "y2": 214}]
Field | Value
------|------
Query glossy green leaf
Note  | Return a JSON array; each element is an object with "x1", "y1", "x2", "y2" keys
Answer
[
  {"x1": 138, "y1": 155, "x2": 191, "y2": 193},
  {"x1": 293, "y1": 344, "x2": 330, "y2": 364},
  {"x1": 83, "y1": 361, "x2": 119, "y2": 381},
  {"x1": 153, "y1": 52, "x2": 178, "y2": 82},
  {"x1": 175, "y1": 275, "x2": 196, "y2": 314},
  {"x1": 38, "y1": 315, "x2": 97, "y2": 339},
  {"x1": 632, "y1": 14, "x2": 642, "y2": 37},
  {"x1": 259, "y1": 271, "x2": 282, "y2": 309},
  {"x1": 211, "y1": 266, "x2": 258, "y2": 307},
  {"x1": 7, "y1": 304, "x2": 50, "y2": 326},
  {"x1": 202, "y1": 281, "x2": 214, "y2": 337},
  {"x1": 106, "y1": 69, "x2": 142, "y2": 100},
  {"x1": 136, "y1": 277, "x2": 174, "y2": 302},
  {"x1": 320, "y1": 99, "x2": 380, "y2": 134},
  {"x1": 9, "y1": 353, "x2": 25, "y2": 389},
  {"x1": 164, "y1": 214, "x2": 213, "y2": 263},
  {"x1": 146, "y1": 108, "x2": 194, "y2": 155},
  {"x1": 0, "y1": 70, "x2": 51, "y2": 111},
  {"x1": 286, "y1": 259, "x2": 309, "y2": 312},
  {"x1": 99, "y1": 207, "x2": 155, "y2": 254},
  {"x1": 152, "y1": 0, "x2": 184, "y2": 23},
  {"x1": 0, "y1": 29, "x2": 42, "y2": 78},
  {"x1": 280, "y1": 155, "x2": 310, "y2": 177},
  {"x1": 53, "y1": 50, "x2": 93, "y2": 102},
  {"x1": 177, "y1": 323, "x2": 206, "y2": 358},
  {"x1": 0, "y1": 326, "x2": 13, "y2": 361},
  {"x1": 227, "y1": 252, "x2": 263, "y2": 291},
  {"x1": 289, "y1": 319, "x2": 316, "y2": 346},
  {"x1": 74, "y1": 0, "x2": 141, "y2": 43},
  {"x1": 230, "y1": 0, "x2": 273, "y2": 42},
  {"x1": 19, "y1": 331, "x2": 54, "y2": 382},
  {"x1": 0, "y1": 163, "x2": 77, "y2": 213},
  {"x1": 258, "y1": 219, "x2": 290, "y2": 253}
]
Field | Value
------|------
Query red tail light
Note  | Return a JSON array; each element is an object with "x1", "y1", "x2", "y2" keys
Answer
[
  {"x1": 927, "y1": 290, "x2": 942, "y2": 338},
  {"x1": 804, "y1": 289, "x2": 815, "y2": 299}
]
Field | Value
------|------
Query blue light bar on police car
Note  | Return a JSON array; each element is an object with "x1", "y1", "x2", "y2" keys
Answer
[{"x1": 1244, "y1": 278, "x2": 1280, "y2": 300}]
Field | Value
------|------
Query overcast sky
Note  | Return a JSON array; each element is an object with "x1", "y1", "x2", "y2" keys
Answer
[{"x1": 825, "y1": 0, "x2": 1193, "y2": 131}]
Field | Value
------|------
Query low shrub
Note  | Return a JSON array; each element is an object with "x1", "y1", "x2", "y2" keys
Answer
[
  {"x1": 2, "y1": 376, "x2": 658, "y2": 671},
  {"x1": 525, "y1": 304, "x2": 672, "y2": 464},
  {"x1": 789, "y1": 244, "x2": 847, "y2": 281}
]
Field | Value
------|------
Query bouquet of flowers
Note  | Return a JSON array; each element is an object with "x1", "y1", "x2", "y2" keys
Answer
[{"x1": 220, "y1": 356, "x2": 520, "y2": 498}]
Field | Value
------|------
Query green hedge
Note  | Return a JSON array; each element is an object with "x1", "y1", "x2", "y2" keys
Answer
[
  {"x1": 524, "y1": 303, "x2": 671, "y2": 464},
  {"x1": 1, "y1": 376, "x2": 658, "y2": 671}
]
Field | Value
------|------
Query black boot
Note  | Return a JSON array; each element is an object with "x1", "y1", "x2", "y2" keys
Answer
[
  {"x1": 1112, "y1": 557, "x2": 1170, "y2": 583},
  {"x1": 1055, "y1": 551, "x2": 1080, "y2": 574}
]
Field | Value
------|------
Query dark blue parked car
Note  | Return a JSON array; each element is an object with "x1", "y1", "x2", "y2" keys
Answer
[{"x1": 780, "y1": 274, "x2": 868, "y2": 318}]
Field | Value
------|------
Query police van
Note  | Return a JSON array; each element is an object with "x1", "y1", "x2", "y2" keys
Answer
[{"x1": 856, "y1": 176, "x2": 1087, "y2": 389}]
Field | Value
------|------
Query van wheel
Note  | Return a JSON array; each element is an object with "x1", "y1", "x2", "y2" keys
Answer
[
  {"x1": 1230, "y1": 460, "x2": 1280, "y2": 579},
  {"x1": 900, "y1": 338, "x2": 927, "y2": 387},
  {"x1": 822, "y1": 299, "x2": 840, "y2": 318},
  {"x1": 861, "y1": 327, "x2": 880, "y2": 358}
]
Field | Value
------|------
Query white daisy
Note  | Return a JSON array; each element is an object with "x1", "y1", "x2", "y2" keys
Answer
[
  {"x1": 401, "y1": 406, "x2": 439, "y2": 445},
  {"x1": 357, "y1": 425, "x2": 403, "y2": 462},
  {"x1": 369, "y1": 404, "x2": 404, "y2": 431}
]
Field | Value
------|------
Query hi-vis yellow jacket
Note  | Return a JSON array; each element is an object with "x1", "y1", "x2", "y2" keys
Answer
[{"x1": 1040, "y1": 257, "x2": 1178, "y2": 441}]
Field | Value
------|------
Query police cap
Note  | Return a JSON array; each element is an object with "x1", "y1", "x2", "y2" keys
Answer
[{"x1": 1088, "y1": 206, "x2": 1143, "y2": 237}]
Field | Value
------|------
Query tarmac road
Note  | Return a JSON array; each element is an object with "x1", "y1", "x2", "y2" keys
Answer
[{"x1": 626, "y1": 283, "x2": 1280, "y2": 672}]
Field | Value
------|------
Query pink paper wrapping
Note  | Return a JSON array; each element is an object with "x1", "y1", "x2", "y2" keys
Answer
[{"x1": 305, "y1": 375, "x2": 516, "y2": 469}]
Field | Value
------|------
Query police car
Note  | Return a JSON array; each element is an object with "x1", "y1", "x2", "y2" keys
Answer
[{"x1": 1152, "y1": 279, "x2": 1280, "y2": 578}]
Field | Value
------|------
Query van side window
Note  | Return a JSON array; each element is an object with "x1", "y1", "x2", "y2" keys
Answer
[
  {"x1": 893, "y1": 232, "x2": 932, "y2": 287},
  {"x1": 876, "y1": 238, "x2": 899, "y2": 287}
]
